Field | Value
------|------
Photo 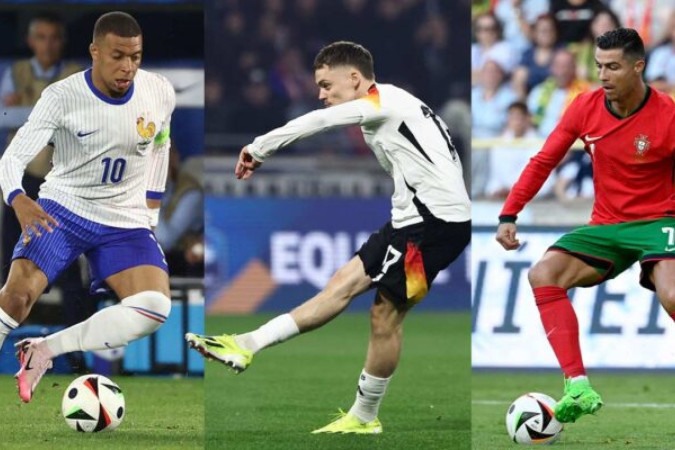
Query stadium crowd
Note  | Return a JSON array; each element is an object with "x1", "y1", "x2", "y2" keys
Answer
[
  {"x1": 205, "y1": 0, "x2": 470, "y2": 163},
  {"x1": 471, "y1": 0, "x2": 675, "y2": 200}
]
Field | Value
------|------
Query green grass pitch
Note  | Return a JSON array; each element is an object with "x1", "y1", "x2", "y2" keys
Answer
[
  {"x1": 0, "y1": 373, "x2": 203, "y2": 449},
  {"x1": 472, "y1": 371, "x2": 675, "y2": 449},
  {"x1": 205, "y1": 312, "x2": 471, "y2": 450}
]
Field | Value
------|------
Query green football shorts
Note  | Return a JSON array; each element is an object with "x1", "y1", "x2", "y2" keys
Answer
[{"x1": 549, "y1": 218, "x2": 675, "y2": 290}]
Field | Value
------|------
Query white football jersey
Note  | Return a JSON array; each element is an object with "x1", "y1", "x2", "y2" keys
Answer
[
  {"x1": 0, "y1": 68, "x2": 175, "y2": 228},
  {"x1": 248, "y1": 83, "x2": 471, "y2": 228}
]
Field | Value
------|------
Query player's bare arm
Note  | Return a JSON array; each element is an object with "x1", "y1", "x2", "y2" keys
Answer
[
  {"x1": 11, "y1": 193, "x2": 59, "y2": 240},
  {"x1": 235, "y1": 145, "x2": 262, "y2": 180},
  {"x1": 496, "y1": 222, "x2": 520, "y2": 250}
]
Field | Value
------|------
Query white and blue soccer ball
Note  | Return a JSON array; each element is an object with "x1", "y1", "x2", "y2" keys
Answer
[
  {"x1": 61, "y1": 374, "x2": 125, "y2": 432},
  {"x1": 506, "y1": 392, "x2": 563, "y2": 445}
]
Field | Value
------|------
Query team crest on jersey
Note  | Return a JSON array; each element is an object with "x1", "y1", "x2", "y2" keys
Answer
[
  {"x1": 136, "y1": 115, "x2": 156, "y2": 152},
  {"x1": 634, "y1": 134, "x2": 650, "y2": 156}
]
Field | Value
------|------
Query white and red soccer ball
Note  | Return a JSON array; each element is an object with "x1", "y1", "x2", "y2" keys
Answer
[
  {"x1": 506, "y1": 392, "x2": 563, "y2": 445},
  {"x1": 61, "y1": 374, "x2": 125, "y2": 432}
]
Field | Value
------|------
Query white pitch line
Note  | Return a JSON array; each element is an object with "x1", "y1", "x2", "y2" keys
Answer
[{"x1": 473, "y1": 400, "x2": 675, "y2": 408}]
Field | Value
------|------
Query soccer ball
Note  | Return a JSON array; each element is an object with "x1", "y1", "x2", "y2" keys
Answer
[
  {"x1": 505, "y1": 392, "x2": 563, "y2": 445},
  {"x1": 61, "y1": 374, "x2": 125, "y2": 432}
]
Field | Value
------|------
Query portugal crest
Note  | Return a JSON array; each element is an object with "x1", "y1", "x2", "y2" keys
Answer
[{"x1": 634, "y1": 134, "x2": 650, "y2": 156}]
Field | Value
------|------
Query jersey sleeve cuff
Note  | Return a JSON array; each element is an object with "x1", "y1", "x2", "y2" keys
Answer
[
  {"x1": 6, "y1": 189, "x2": 25, "y2": 207},
  {"x1": 247, "y1": 143, "x2": 265, "y2": 162},
  {"x1": 146, "y1": 191, "x2": 164, "y2": 200},
  {"x1": 499, "y1": 215, "x2": 517, "y2": 224}
]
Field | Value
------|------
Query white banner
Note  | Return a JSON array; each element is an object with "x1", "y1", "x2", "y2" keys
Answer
[
  {"x1": 142, "y1": 67, "x2": 204, "y2": 108},
  {"x1": 472, "y1": 227, "x2": 675, "y2": 369}
]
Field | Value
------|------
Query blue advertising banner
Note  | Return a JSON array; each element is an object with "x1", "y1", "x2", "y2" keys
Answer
[{"x1": 206, "y1": 196, "x2": 470, "y2": 313}]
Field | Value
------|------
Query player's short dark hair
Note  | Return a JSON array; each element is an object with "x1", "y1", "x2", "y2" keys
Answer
[
  {"x1": 93, "y1": 11, "x2": 141, "y2": 41},
  {"x1": 507, "y1": 101, "x2": 529, "y2": 115},
  {"x1": 313, "y1": 41, "x2": 375, "y2": 79},
  {"x1": 596, "y1": 27, "x2": 645, "y2": 61}
]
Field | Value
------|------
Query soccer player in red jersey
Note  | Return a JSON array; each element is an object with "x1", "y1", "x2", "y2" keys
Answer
[{"x1": 496, "y1": 28, "x2": 675, "y2": 423}]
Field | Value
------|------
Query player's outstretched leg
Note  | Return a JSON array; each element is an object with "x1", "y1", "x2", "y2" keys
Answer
[
  {"x1": 185, "y1": 313, "x2": 299, "y2": 373},
  {"x1": 15, "y1": 337, "x2": 53, "y2": 403},
  {"x1": 185, "y1": 332, "x2": 253, "y2": 373},
  {"x1": 186, "y1": 258, "x2": 371, "y2": 373},
  {"x1": 554, "y1": 377, "x2": 603, "y2": 423},
  {"x1": 311, "y1": 409, "x2": 383, "y2": 434}
]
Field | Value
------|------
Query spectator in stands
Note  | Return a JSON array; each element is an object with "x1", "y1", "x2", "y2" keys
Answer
[
  {"x1": 472, "y1": 59, "x2": 519, "y2": 138},
  {"x1": 155, "y1": 154, "x2": 204, "y2": 278},
  {"x1": 554, "y1": 150, "x2": 594, "y2": 202},
  {"x1": 229, "y1": 68, "x2": 288, "y2": 135},
  {"x1": 268, "y1": 47, "x2": 317, "y2": 119},
  {"x1": 494, "y1": 0, "x2": 551, "y2": 54},
  {"x1": 512, "y1": 14, "x2": 561, "y2": 99},
  {"x1": 550, "y1": 0, "x2": 608, "y2": 44},
  {"x1": 485, "y1": 101, "x2": 554, "y2": 200},
  {"x1": 645, "y1": 12, "x2": 675, "y2": 95},
  {"x1": 413, "y1": 13, "x2": 452, "y2": 102},
  {"x1": 609, "y1": 0, "x2": 673, "y2": 50},
  {"x1": 472, "y1": 12, "x2": 518, "y2": 85},
  {"x1": 0, "y1": 13, "x2": 80, "y2": 108},
  {"x1": 568, "y1": 9, "x2": 621, "y2": 85},
  {"x1": 527, "y1": 49, "x2": 590, "y2": 136},
  {"x1": 471, "y1": 58, "x2": 518, "y2": 197}
]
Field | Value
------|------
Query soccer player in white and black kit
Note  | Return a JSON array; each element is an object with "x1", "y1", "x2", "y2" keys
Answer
[
  {"x1": 186, "y1": 41, "x2": 470, "y2": 433},
  {"x1": 0, "y1": 12, "x2": 175, "y2": 402}
]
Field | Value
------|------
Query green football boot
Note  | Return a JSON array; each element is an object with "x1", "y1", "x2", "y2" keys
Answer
[
  {"x1": 554, "y1": 378, "x2": 603, "y2": 423},
  {"x1": 185, "y1": 333, "x2": 253, "y2": 373},
  {"x1": 311, "y1": 409, "x2": 383, "y2": 434}
]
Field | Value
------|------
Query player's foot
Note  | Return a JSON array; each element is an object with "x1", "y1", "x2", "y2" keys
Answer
[
  {"x1": 311, "y1": 409, "x2": 383, "y2": 434},
  {"x1": 185, "y1": 332, "x2": 253, "y2": 373},
  {"x1": 554, "y1": 378, "x2": 603, "y2": 423},
  {"x1": 14, "y1": 338, "x2": 53, "y2": 403}
]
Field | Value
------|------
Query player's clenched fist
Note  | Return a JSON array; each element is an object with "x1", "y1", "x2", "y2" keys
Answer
[
  {"x1": 496, "y1": 222, "x2": 520, "y2": 250},
  {"x1": 11, "y1": 193, "x2": 59, "y2": 242},
  {"x1": 234, "y1": 146, "x2": 262, "y2": 180}
]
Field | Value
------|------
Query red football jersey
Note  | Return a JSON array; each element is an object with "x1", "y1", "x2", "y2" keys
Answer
[{"x1": 501, "y1": 87, "x2": 675, "y2": 224}]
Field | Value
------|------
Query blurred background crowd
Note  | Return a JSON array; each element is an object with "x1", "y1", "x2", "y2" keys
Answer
[
  {"x1": 205, "y1": 0, "x2": 470, "y2": 164},
  {"x1": 471, "y1": 0, "x2": 675, "y2": 205}
]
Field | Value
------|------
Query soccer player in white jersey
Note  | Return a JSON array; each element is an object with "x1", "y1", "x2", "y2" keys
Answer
[
  {"x1": 186, "y1": 41, "x2": 471, "y2": 434},
  {"x1": 0, "y1": 11, "x2": 175, "y2": 403}
]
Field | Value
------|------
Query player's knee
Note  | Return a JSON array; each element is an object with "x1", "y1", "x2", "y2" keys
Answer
[
  {"x1": 658, "y1": 287, "x2": 675, "y2": 313},
  {"x1": 528, "y1": 261, "x2": 557, "y2": 288},
  {"x1": 370, "y1": 316, "x2": 401, "y2": 340},
  {"x1": 369, "y1": 302, "x2": 402, "y2": 339},
  {"x1": 0, "y1": 288, "x2": 37, "y2": 322},
  {"x1": 121, "y1": 290, "x2": 171, "y2": 333}
]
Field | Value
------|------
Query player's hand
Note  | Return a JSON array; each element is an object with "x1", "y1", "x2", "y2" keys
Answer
[
  {"x1": 235, "y1": 146, "x2": 262, "y2": 180},
  {"x1": 11, "y1": 194, "x2": 59, "y2": 244},
  {"x1": 496, "y1": 222, "x2": 520, "y2": 250}
]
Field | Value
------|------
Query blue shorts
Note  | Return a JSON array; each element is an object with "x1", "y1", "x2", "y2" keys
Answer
[{"x1": 12, "y1": 199, "x2": 168, "y2": 293}]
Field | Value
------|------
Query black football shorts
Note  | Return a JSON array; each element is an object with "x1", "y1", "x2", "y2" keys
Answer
[{"x1": 357, "y1": 217, "x2": 470, "y2": 307}]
